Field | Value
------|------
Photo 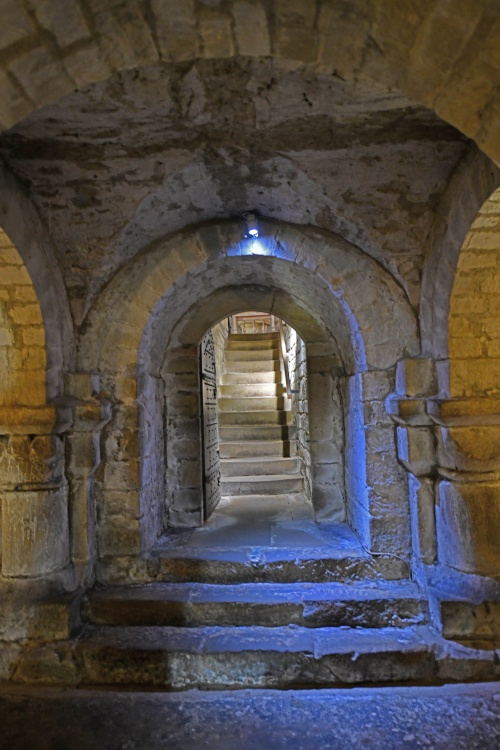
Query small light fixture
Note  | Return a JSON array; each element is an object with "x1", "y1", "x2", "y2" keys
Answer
[{"x1": 243, "y1": 212, "x2": 259, "y2": 238}]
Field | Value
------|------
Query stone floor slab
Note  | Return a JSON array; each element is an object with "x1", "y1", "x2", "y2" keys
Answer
[{"x1": 0, "y1": 683, "x2": 499, "y2": 749}]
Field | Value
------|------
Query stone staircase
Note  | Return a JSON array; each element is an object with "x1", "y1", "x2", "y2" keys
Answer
[
  {"x1": 218, "y1": 332, "x2": 303, "y2": 497},
  {"x1": 12, "y1": 569, "x2": 500, "y2": 690},
  {"x1": 7, "y1": 332, "x2": 500, "y2": 691}
]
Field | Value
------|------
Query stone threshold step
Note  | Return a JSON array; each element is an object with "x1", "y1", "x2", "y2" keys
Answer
[
  {"x1": 141, "y1": 551, "x2": 408, "y2": 584},
  {"x1": 83, "y1": 581, "x2": 428, "y2": 629},
  {"x1": 14, "y1": 625, "x2": 500, "y2": 689}
]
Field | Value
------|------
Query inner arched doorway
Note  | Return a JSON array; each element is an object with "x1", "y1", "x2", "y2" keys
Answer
[
  {"x1": 201, "y1": 312, "x2": 309, "y2": 521},
  {"x1": 160, "y1": 283, "x2": 347, "y2": 533},
  {"x1": 79, "y1": 219, "x2": 418, "y2": 576}
]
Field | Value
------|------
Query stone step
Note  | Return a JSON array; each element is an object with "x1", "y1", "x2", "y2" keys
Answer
[
  {"x1": 17, "y1": 624, "x2": 487, "y2": 690},
  {"x1": 218, "y1": 396, "x2": 288, "y2": 412},
  {"x1": 219, "y1": 383, "x2": 286, "y2": 397},
  {"x1": 219, "y1": 440, "x2": 297, "y2": 458},
  {"x1": 228, "y1": 333, "x2": 279, "y2": 342},
  {"x1": 83, "y1": 581, "x2": 428, "y2": 629},
  {"x1": 219, "y1": 425, "x2": 296, "y2": 441},
  {"x1": 226, "y1": 339, "x2": 279, "y2": 351},
  {"x1": 221, "y1": 371, "x2": 282, "y2": 385},
  {"x1": 225, "y1": 349, "x2": 280, "y2": 362},
  {"x1": 221, "y1": 474, "x2": 303, "y2": 495},
  {"x1": 142, "y1": 536, "x2": 409, "y2": 584},
  {"x1": 224, "y1": 360, "x2": 283, "y2": 373},
  {"x1": 219, "y1": 410, "x2": 293, "y2": 426},
  {"x1": 220, "y1": 457, "x2": 301, "y2": 477}
]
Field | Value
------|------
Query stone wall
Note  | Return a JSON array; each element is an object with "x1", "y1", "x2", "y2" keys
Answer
[
  {"x1": 0, "y1": 0, "x2": 498, "y2": 679},
  {"x1": 283, "y1": 322, "x2": 312, "y2": 503},
  {"x1": 212, "y1": 319, "x2": 229, "y2": 384},
  {"x1": 307, "y1": 346, "x2": 347, "y2": 525},
  {"x1": 75, "y1": 221, "x2": 417, "y2": 570},
  {"x1": 0, "y1": 229, "x2": 46, "y2": 407}
]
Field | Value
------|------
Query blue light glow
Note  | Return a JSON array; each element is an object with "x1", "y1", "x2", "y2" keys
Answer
[{"x1": 248, "y1": 239, "x2": 269, "y2": 255}]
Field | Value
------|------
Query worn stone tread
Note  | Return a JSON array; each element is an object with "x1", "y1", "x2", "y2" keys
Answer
[
  {"x1": 12, "y1": 625, "x2": 500, "y2": 690},
  {"x1": 85, "y1": 580, "x2": 427, "y2": 604},
  {"x1": 83, "y1": 580, "x2": 429, "y2": 628},
  {"x1": 219, "y1": 425, "x2": 296, "y2": 440},
  {"x1": 219, "y1": 410, "x2": 293, "y2": 425},
  {"x1": 221, "y1": 474, "x2": 302, "y2": 482},
  {"x1": 220, "y1": 457, "x2": 301, "y2": 477},
  {"x1": 78, "y1": 624, "x2": 432, "y2": 654},
  {"x1": 220, "y1": 439, "x2": 297, "y2": 458},
  {"x1": 221, "y1": 475, "x2": 304, "y2": 495}
]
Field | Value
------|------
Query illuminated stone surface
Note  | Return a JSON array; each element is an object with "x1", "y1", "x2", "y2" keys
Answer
[
  {"x1": 0, "y1": 4, "x2": 498, "y2": 741},
  {"x1": 1, "y1": 684, "x2": 500, "y2": 749}
]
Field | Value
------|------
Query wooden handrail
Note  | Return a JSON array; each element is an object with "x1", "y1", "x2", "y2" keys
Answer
[{"x1": 279, "y1": 319, "x2": 298, "y2": 398}]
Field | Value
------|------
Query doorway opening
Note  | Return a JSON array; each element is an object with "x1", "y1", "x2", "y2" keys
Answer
[{"x1": 196, "y1": 311, "x2": 328, "y2": 547}]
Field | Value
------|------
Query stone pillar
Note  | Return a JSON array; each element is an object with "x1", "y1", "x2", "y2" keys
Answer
[
  {"x1": 307, "y1": 348, "x2": 344, "y2": 522},
  {"x1": 346, "y1": 367, "x2": 410, "y2": 557},
  {"x1": 163, "y1": 347, "x2": 203, "y2": 528},
  {"x1": 63, "y1": 373, "x2": 109, "y2": 587},
  {"x1": 389, "y1": 358, "x2": 500, "y2": 579},
  {"x1": 431, "y1": 398, "x2": 500, "y2": 577},
  {"x1": 387, "y1": 358, "x2": 438, "y2": 572},
  {"x1": 98, "y1": 375, "x2": 142, "y2": 561},
  {"x1": 0, "y1": 405, "x2": 70, "y2": 579}
]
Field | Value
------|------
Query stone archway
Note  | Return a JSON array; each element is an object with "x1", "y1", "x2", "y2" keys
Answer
[
  {"x1": 160, "y1": 285, "x2": 345, "y2": 530},
  {"x1": 78, "y1": 219, "x2": 419, "y2": 579},
  {"x1": 0, "y1": 1, "x2": 499, "y2": 167},
  {"x1": 434, "y1": 186, "x2": 500, "y2": 577},
  {"x1": 394, "y1": 182, "x2": 500, "y2": 583},
  {"x1": 420, "y1": 146, "x2": 500, "y2": 367},
  {"x1": 0, "y1": 227, "x2": 69, "y2": 582}
]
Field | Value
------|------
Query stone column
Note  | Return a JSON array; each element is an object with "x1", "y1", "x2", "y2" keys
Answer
[
  {"x1": 346, "y1": 367, "x2": 410, "y2": 559},
  {"x1": 0, "y1": 405, "x2": 69, "y2": 580},
  {"x1": 307, "y1": 348, "x2": 344, "y2": 522},
  {"x1": 389, "y1": 358, "x2": 500, "y2": 583},
  {"x1": 63, "y1": 373, "x2": 110, "y2": 588},
  {"x1": 431, "y1": 398, "x2": 500, "y2": 577},
  {"x1": 163, "y1": 347, "x2": 203, "y2": 529},
  {"x1": 387, "y1": 358, "x2": 438, "y2": 574}
]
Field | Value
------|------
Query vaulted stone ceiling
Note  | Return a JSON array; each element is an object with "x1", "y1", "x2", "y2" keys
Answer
[{"x1": 0, "y1": 57, "x2": 469, "y2": 322}]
